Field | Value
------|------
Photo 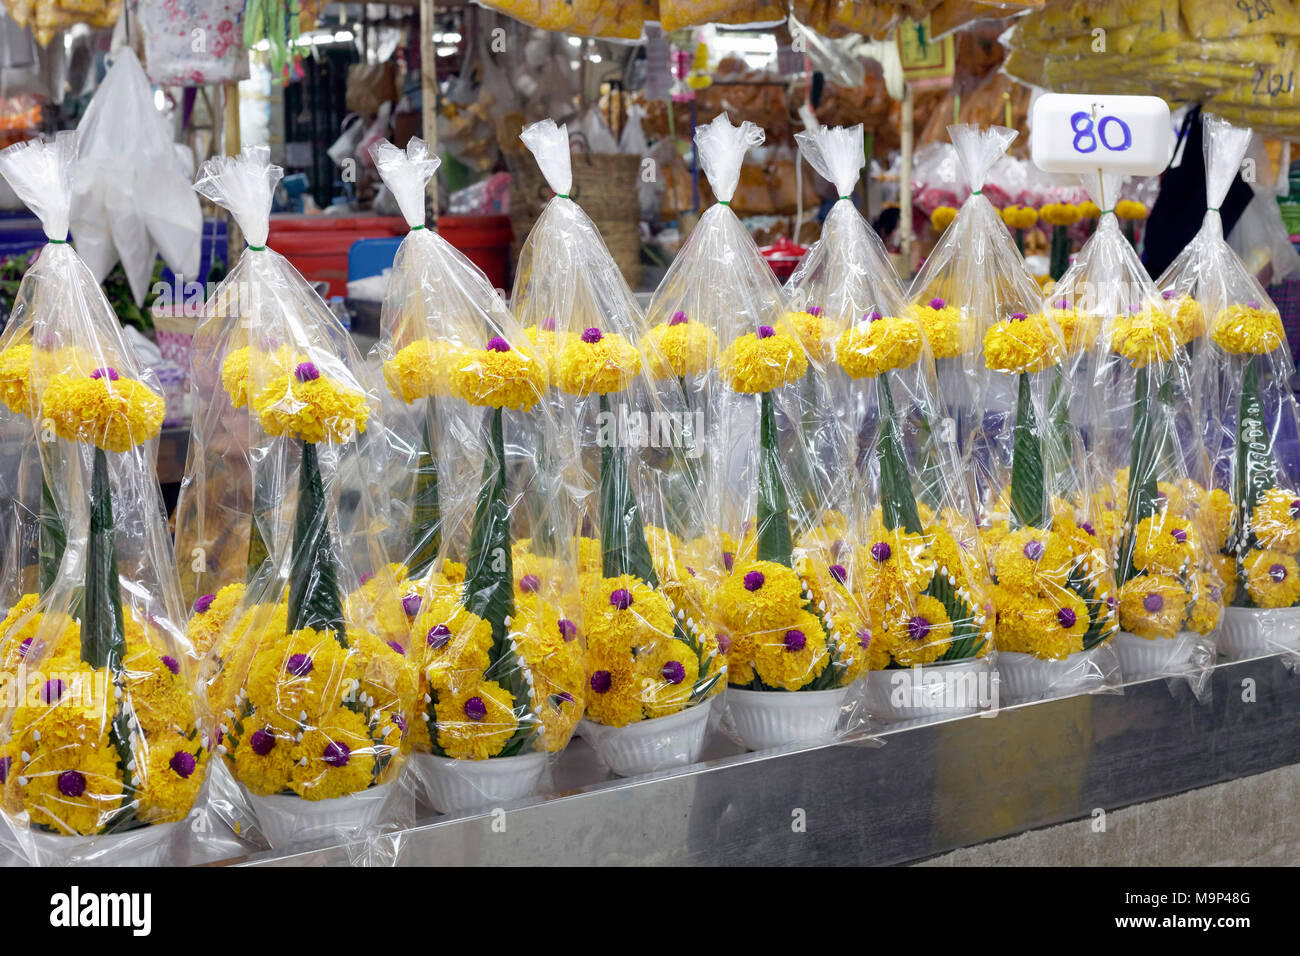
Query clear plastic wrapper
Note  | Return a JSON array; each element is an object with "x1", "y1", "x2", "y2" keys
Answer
[
  {"x1": 365, "y1": 134, "x2": 582, "y2": 813},
  {"x1": 790, "y1": 124, "x2": 997, "y2": 721},
  {"x1": 511, "y1": 119, "x2": 723, "y2": 775},
  {"x1": 645, "y1": 114, "x2": 869, "y2": 750},
  {"x1": 1159, "y1": 114, "x2": 1299, "y2": 661},
  {"x1": 177, "y1": 145, "x2": 416, "y2": 848},
  {"x1": 910, "y1": 125, "x2": 1119, "y2": 705},
  {"x1": 0, "y1": 134, "x2": 208, "y2": 864}
]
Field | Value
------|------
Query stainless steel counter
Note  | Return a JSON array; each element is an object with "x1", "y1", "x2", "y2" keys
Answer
[{"x1": 231, "y1": 654, "x2": 1300, "y2": 867}]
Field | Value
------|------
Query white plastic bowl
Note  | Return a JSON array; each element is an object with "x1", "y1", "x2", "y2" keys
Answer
[
  {"x1": 580, "y1": 698, "x2": 714, "y2": 778},
  {"x1": 727, "y1": 686, "x2": 850, "y2": 751},
  {"x1": 997, "y1": 647, "x2": 1102, "y2": 704},
  {"x1": 864, "y1": 658, "x2": 995, "y2": 721},
  {"x1": 411, "y1": 750, "x2": 548, "y2": 815},
  {"x1": 246, "y1": 780, "x2": 397, "y2": 849},
  {"x1": 1114, "y1": 630, "x2": 1197, "y2": 682},
  {"x1": 20, "y1": 821, "x2": 179, "y2": 866},
  {"x1": 1218, "y1": 606, "x2": 1300, "y2": 660}
]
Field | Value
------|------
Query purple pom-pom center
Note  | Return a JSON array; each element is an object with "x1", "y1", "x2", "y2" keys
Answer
[
  {"x1": 18, "y1": 637, "x2": 32, "y2": 659},
  {"x1": 1080, "y1": 522, "x2": 1097, "y2": 536},
  {"x1": 908, "y1": 617, "x2": 932, "y2": 642},
  {"x1": 1143, "y1": 593, "x2": 1164, "y2": 613},
  {"x1": 669, "y1": 310, "x2": 689, "y2": 325},
  {"x1": 716, "y1": 632, "x2": 732, "y2": 654},
  {"x1": 723, "y1": 551, "x2": 735, "y2": 571},
  {"x1": 829, "y1": 564, "x2": 847, "y2": 584},
  {"x1": 387, "y1": 641, "x2": 405, "y2": 656},
  {"x1": 1290, "y1": 499, "x2": 1300, "y2": 519},
  {"x1": 784, "y1": 629, "x2": 807, "y2": 652},
  {"x1": 90, "y1": 367, "x2": 120, "y2": 381},
  {"x1": 520, "y1": 573, "x2": 541, "y2": 593},
  {"x1": 293, "y1": 362, "x2": 320, "y2": 382},
  {"x1": 558, "y1": 618, "x2": 577, "y2": 641},
  {"x1": 743, "y1": 570, "x2": 765, "y2": 591},
  {"x1": 582, "y1": 327, "x2": 604, "y2": 344},
  {"x1": 1057, "y1": 607, "x2": 1077, "y2": 629},
  {"x1": 590, "y1": 670, "x2": 613, "y2": 694},
  {"x1": 464, "y1": 697, "x2": 488, "y2": 721},
  {"x1": 194, "y1": 593, "x2": 215, "y2": 614},
  {"x1": 1170, "y1": 528, "x2": 1188, "y2": 544},
  {"x1": 757, "y1": 325, "x2": 776, "y2": 339},
  {"x1": 427, "y1": 624, "x2": 452, "y2": 649},
  {"x1": 1023, "y1": 539, "x2": 1046, "y2": 561},
  {"x1": 610, "y1": 588, "x2": 634, "y2": 609},
  {"x1": 170, "y1": 751, "x2": 197, "y2": 778},
  {"x1": 57, "y1": 771, "x2": 86, "y2": 798},
  {"x1": 870, "y1": 541, "x2": 892, "y2": 562},
  {"x1": 1010, "y1": 312, "x2": 1027, "y2": 322},
  {"x1": 929, "y1": 297, "x2": 945, "y2": 309},
  {"x1": 323, "y1": 741, "x2": 351, "y2": 768},
  {"x1": 1271, "y1": 563, "x2": 1289, "y2": 583},
  {"x1": 541, "y1": 316, "x2": 557, "y2": 331},
  {"x1": 251, "y1": 729, "x2": 276, "y2": 756},
  {"x1": 807, "y1": 306, "x2": 824, "y2": 317},
  {"x1": 662, "y1": 660, "x2": 687, "y2": 685},
  {"x1": 858, "y1": 629, "x2": 872, "y2": 650},
  {"x1": 0, "y1": 756, "x2": 9, "y2": 784},
  {"x1": 286, "y1": 653, "x2": 314, "y2": 677},
  {"x1": 402, "y1": 594, "x2": 422, "y2": 617},
  {"x1": 487, "y1": 336, "x2": 511, "y2": 352},
  {"x1": 161, "y1": 655, "x2": 180, "y2": 675},
  {"x1": 1162, "y1": 289, "x2": 1176, "y2": 300},
  {"x1": 40, "y1": 679, "x2": 64, "y2": 704}
]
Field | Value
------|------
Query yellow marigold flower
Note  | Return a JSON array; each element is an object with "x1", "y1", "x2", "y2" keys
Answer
[
  {"x1": 983, "y1": 312, "x2": 1061, "y2": 373},
  {"x1": 1119, "y1": 573, "x2": 1187, "y2": 639},
  {"x1": 1040, "y1": 203, "x2": 1081, "y2": 227},
  {"x1": 907, "y1": 297, "x2": 962, "y2": 359},
  {"x1": 220, "y1": 344, "x2": 296, "y2": 409},
  {"x1": 720, "y1": 327, "x2": 807, "y2": 393},
  {"x1": 717, "y1": 561, "x2": 805, "y2": 635},
  {"x1": 230, "y1": 711, "x2": 298, "y2": 796},
  {"x1": 1132, "y1": 513, "x2": 1199, "y2": 575},
  {"x1": 1045, "y1": 299, "x2": 1099, "y2": 352},
  {"x1": 638, "y1": 637, "x2": 700, "y2": 718},
  {"x1": 836, "y1": 313, "x2": 923, "y2": 378},
  {"x1": 930, "y1": 205, "x2": 957, "y2": 233},
  {"x1": 449, "y1": 337, "x2": 546, "y2": 410},
  {"x1": 778, "y1": 308, "x2": 836, "y2": 365},
  {"x1": 1251, "y1": 488, "x2": 1300, "y2": 552},
  {"x1": 1076, "y1": 200, "x2": 1100, "y2": 219},
  {"x1": 750, "y1": 609, "x2": 829, "y2": 690},
  {"x1": 1159, "y1": 292, "x2": 1206, "y2": 345},
  {"x1": 993, "y1": 527, "x2": 1074, "y2": 593},
  {"x1": 642, "y1": 311, "x2": 718, "y2": 379},
  {"x1": 245, "y1": 626, "x2": 352, "y2": 724},
  {"x1": 555, "y1": 326, "x2": 642, "y2": 395},
  {"x1": 1212, "y1": 302, "x2": 1285, "y2": 355},
  {"x1": 22, "y1": 743, "x2": 124, "y2": 835},
  {"x1": 577, "y1": 536, "x2": 603, "y2": 575},
  {"x1": 1002, "y1": 204, "x2": 1040, "y2": 229},
  {"x1": 994, "y1": 587, "x2": 1088, "y2": 659},
  {"x1": 10, "y1": 658, "x2": 116, "y2": 756},
  {"x1": 890, "y1": 594, "x2": 953, "y2": 667},
  {"x1": 41, "y1": 368, "x2": 164, "y2": 452},
  {"x1": 136, "y1": 733, "x2": 206, "y2": 824},
  {"x1": 855, "y1": 529, "x2": 937, "y2": 602},
  {"x1": 517, "y1": 597, "x2": 583, "y2": 689},
  {"x1": 122, "y1": 636, "x2": 197, "y2": 739},
  {"x1": 522, "y1": 323, "x2": 565, "y2": 386},
  {"x1": 434, "y1": 679, "x2": 518, "y2": 760},
  {"x1": 582, "y1": 574, "x2": 675, "y2": 661},
  {"x1": 1210, "y1": 551, "x2": 1237, "y2": 605},
  {"x1": 1244, "y1": 549, "x2": 1300, "y2": 609},
  {"x1": 1115, "y1": 199, "x2": 1147, "y2": 220},
  {"x1": 291, "y1": 706, "x2": 379, "y2": 799},
  {"x1": 186, "y1": 582, "x2": 246, "y2": 661},
  {"x1": 252, "y1": 362, "x2": 370, "y2": 444},
  {"x1": 0, "y1": 597, "x2": 81, "y2": 685},
  {"x1": 353, "y1": 631, "x2": 419, "y2": 715},
  {"x1": 585, "y1": 655, "x2": 643, "y2": 726},
  {"x1": 531, "y1": 676, "x2": 583, "y2": 752},
  {"x1": 0, "y1": 342, "x2": 36, "y2": 415},
  {"x1": 414, "y1": 594, "x2": 493, "y2": 692},
  {"x1": 1187, "y1": 581, "x2": 1222, "y2": 635},
  {"x1": 1111, "y1": 306, "x2": 1178, "y2": 368},
  {"x1": 383, "y1": 339, "x2": 461, "y2": 402}
]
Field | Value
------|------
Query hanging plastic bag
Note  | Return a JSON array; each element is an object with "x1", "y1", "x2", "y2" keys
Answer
[
  {"x1": 71, "y1": 49, "x2": 202, "y2": 306},
  {"x1": 365, "y1": 135, "x2": 582, "y2": 813},
  {"x1": 1158, "y1": 113, "x2": 1297, "y2": 662},
  {"x1": 910, "y1": 125, "x2": 1118, "y2": 706},
  {"x1": 0, "y1": 133, "x2": 208, "y2": 864},
  {"x1": 788, "y1": 124, "x2": 998, "y2": 720},
  {"x1": 176, "y1": 145, "x2": 416, "y2": 849},
  {"x1": 510, "y1": 118, "x2": 724, "y2": 774},
  {"x1": 643, "y1": 113, "x2": 870, "y2": 751}
]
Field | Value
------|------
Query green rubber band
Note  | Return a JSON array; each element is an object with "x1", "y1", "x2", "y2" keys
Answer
[
  {"x1": 1100, "y1": 207, "x2": 1116, "y2": 216},
  {"x1": 838, "y1": 195, "x2": 850, "y2": 201},
  {"x1": 971, "y1": 189, "x2": 982, "y2": 195},
  {"x1": 718, "y1": 200, "x2": 730, "y2": 205},
  {"x1": 47, "y1": 238, "x2": 67, "y2": 244},
  {"x1": 410, "y1": 224, "x2": 425, "y2": 231},
  {"x1": 1207, "y1": 206, "x2": 1221, "y2": 212},
  {"x1": 557, "y1": 194, "x2": 570, "y2": 199},
  {"x1": 246, "y1": 244, "x2": 266, "y2": 251}
]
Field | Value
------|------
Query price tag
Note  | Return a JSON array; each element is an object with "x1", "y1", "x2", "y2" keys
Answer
[{"x1": 1030, "y1": 93, "x2": 1172, "y2": 176}]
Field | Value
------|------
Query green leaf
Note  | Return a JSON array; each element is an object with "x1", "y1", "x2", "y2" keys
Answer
[
  {"x1": 756, "y1": 390, "x2": 793, "y2": 567},
  {"x1": 81, "y1": 448, "x2": 126, "y2": 673},
  {"x1": 599, "y1": 393, "x2": 659, "y2": 585},
  {"x1": 1234, "y1": 355, "x2": 1277, "y2": 606},
  {"x1": 38, "y1": 473, "x2": 64, "y2": 596},
  {"x1": 877, "y1": 371, "x2": 923, "y2": 535},
  {"x1": 464, "y1": 407, "x2": 514, "y2": 661},
  {"x1": 407, "y1": 400, "x2": 443, "y2": 579},
  {"x1": 1117, "y1": 364, "x2": 1165, "y2": 584},
  {"x1": 930, "y1": 570, "x2": 984, "y2": 662},
  {"x1": 286, "y1": 441, "x2": 346, "y2": 645},
  {"x1": 1009, "y1": 372, "x2": 1047, "y2": 530}
]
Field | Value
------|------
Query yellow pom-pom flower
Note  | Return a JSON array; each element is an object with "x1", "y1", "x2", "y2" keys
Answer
[
  {"x1": 750, "y1": 610, "x2": 829, "y2": 691},
  {"x1": 584, "y1": 656, "x2": 643, "y2": 727},
  {"x1": 229, "y1": 712, "x2": 298, "y2": 796},
  {"x1": 1119, "y1": 573, "x2": 1187, "y2": 639},
  {"x1": 1244, "y1": 549, "x2": 1300, "y2": 608},
  {"x1": 1159, "y1": 292, "x2": 1206, "y2": 345},
  {"x1": 1076, "y1": 200, "x2": 1100, "y2": 219},
  {"x1": 0, "y1": 342, "x2": 35, "y2": 415},
  {"x1": 1111, "y1": 307, "x2": 1179, "y2": 368},
  {"x1": 41, "y1": 367, "x2": 165, "y2": 452},
  {"x1": 1002, "y1": 204, "x2": 1040, "y2": 229},
  {"x1": 383, "y1": 339, "x2": 461, "y2": 402},
  {"x1": 22, "y1": 743, "x2": 125, "y2": 836},
  {"x1": 720, "y1": 326, "x2": 807, "y2": 393},
  {"x1": 1040, "y1": 203, "x2": 1081, "y2": 227},
  {"x1": 638, "y1": 637, "x2": 700, "y2": 717},
  {"x1": 1115, "y1": 199, "x2": 1148, "y2": 220},
  {"x1": 717, "y1": 561, "x2": 806, "y2": 636},
  {"x1": 136, "y1": 733, "x2": 207, "y2": 823},
  {"x1": 1045, "y1": 298, "x2": 1099, "y2": 352},
  {"x1": 434, "y1": 679, "x2": 519, "y2": 760},
  {"x1": 778, "y1": 307, "x2": 836, "y2": 365},
  {"x1": 1211, "y1": 302, "x2": 1285, "y2": 355},
  {"x1": 836, "y1": 312, "x2": 924, "y2": 378},
  {"x1": 449, "y1": 336, "x2": 546, "y2": 410},
  {"x1": 930, "y1": 206, "x2": 958, "y2": 233},
  {"x1": 983, "y1": 312, "x2": 1061, "y2": 373},
  {"x1": 890, "y1": 595, "x2": 953, "y2": 667},
  {"x1": 252, "y1": 361, "x2": 370, "y2": 444},
  {"x1": 555, "y1": 326, "x2": 642, "y2": 396},
  {"x1": 992, "y1": 527, "x2": 1073, "y2": 592},
  {"x1": 1251, "y1": 488, "x2": 1300, "y2": 552},
  {"x1": 907, "y1": 297, "x2": 962, "y2": 359},
  {"x1": 291, "y1": 707, "x2": 378, "y2": 799},
  {"x1": 1132, "y1": 513, "x2": 1199, "y2": 574},
  {"x1": 643, "y1": 311, "x2": 719, "y2": 378},
  {"x1": 220, "y1": 344, "x2": 295, "y2": 409}
]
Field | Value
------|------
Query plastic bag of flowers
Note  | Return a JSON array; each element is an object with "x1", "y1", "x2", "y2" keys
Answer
[
  {"x1": 639, "y1": 114, "x2": 870, "y2": 750},
  {"x1": 504, "y1": 118, "x2": 722, "y2": 776},
  {"x1": 1154, "y1": 115, "x2": 1294, "y2": 662},
  {"x1": 356, "y1": 130, "x2": 581, "y2": 812},
  {"x1": 0, "y1": 133, "x2": 209, "y2": 865},
  {"x1": 790, "y1": 124, "x2": 996, "y2": 722},
  {"x1": 909, "y1": 125, "x2": 1118, "y2": 708},
  {"x1": 179, "y1": 145, "x2": 418, "y2": 849}
]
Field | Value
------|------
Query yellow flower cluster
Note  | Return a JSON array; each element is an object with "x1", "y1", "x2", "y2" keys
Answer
[
  {"x1": 1115, "y1": 199, "x2": 1148, "y2": 220},
  {"x1": 41, "y1": 369, "x2": 165, "y2": 453},
  {"x1": 642, "y1": 311, "x2": 718, "y2": 379},
  {"x1": 1040, "y1": 203, "x2": 1082, "y2": 227},
  {"x1": 1160, "y1": 293, "x2": 1206, "y2": 344},
  {"x1": 448, "y1": 337, "x2": 546, "y2": 410},
  {"x1": 0, "y1": 343, "x2": 36, "y2": 416},
  {"x1": 836, "y1": 313, "x2": 923, "y2": 379},
  {"x1": 1076, "y1": 200, "x2": 1101, "y2": 219},
  {"x1": 720, "y1": 327, "x2": 807, "y2": 393},
  {"x1": 930, "y1": 206, "x2": 957, "y2": 233},
  {"x1": 907, "y1": 298, "x2": 962, "y2": 360},
  {"x1": 1238, "y1": 487, "x2": 1300, "y2": 609},
  {"x1": 778, "y1": 308, "x2": 835, "y2": 365},
  {"x1": 1211, "y1": 302, "x2": 1285, "y2": 355},
  {"x1": 1045, "y1": 302, "x2": 1099, "y2": 353},
  {"x1": 983, "y1": 312, "x2": 1061, "y2": 373},
  {"x1": 383, "y1": 339, "x2": 461, "y2": 402},
  {"x1": 251, "y1": 363, "x2": 371, "y2": 444},
  {"x1": 1110, "y1": 307, "x2": 1179, "y2": 368},
  {"x1": 555, "y1": 327, "x2": 642, "y2": 396},
  {"x1": 220, "y1": 344, "x2": 296, "y2": 410},
  {"x1": 1001, "y1": 205, "x2": 1039, "y2": 229}
]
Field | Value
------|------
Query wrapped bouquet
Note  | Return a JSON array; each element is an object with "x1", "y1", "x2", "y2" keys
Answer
[{"x1": 0, "y1": 134, "x2": 207, "y2": 864}]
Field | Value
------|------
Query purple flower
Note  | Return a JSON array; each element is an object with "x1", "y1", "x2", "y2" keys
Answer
[
  {"x1": 0, "y1": 756, "x2": 9, "y2": 784},
  {"x1": 18, "y1": 638, "x2": 33, "y2": 660},
  {"x1": 170, "y1": 751, "x2": 197, "y2": 779},
  {"x1": 831, "y1": 538, "x2": 845, "y2": 559},
  {"x1": 1170, "y1": 528, "x2": 1188, "y2": 544},
  {"x1": 870, "y1": 541, "x2": 892, "y2": 563},
  {"x1": 487, "y1": 336, "x2": 511, "y2": 352},
  {"x1": 1162, "y1": 289, "x2": 1176, "y2": 300},
  {"x1": 286, "y1": 653, "x2": 314, "y2": 677},
  {"x1": 359, "y1": 572, "x2": 375, "y2": 585},
  {"x1": 868, "y1": 310, "x2": 883, "y2": 322},
  {"x1": 519, "y1": 573, "x2": 541, "y2": 593},
  {"x1": 908, "y1": 616, "x2": 932, "y2": 642},
  {"x1": 1022, "y1": 539, "x2": 1046, "y2": 561},
  {"x1": 590, "y1": 670, "x2": 613, "y2": 694},
  {"x1": 1080, "y1": 522, "x2": 1097, "y2": 537},
  {"x1": 387, "y1": 641, "x2": 405, "y2": 656},
  {"x1": 669, "y1": 310, "x2": 689, "y2": 325},
  {"x1": 402, "y1": 594, "x2": 422, "y2": 617},
  {"x1": 829, "y1": 564, "x2": 847, "y2": 584},
  {"x1": 250, "y1": 728, "x2": 276, "y2": 756},
  {"x1": 757, "y1": 325, "x2": 776, "y2": 339},
  {"x1": 783, "y1": 629, "x2": 807, "y2": 652},
  {"x1": 1290, "y1": 499, "x2": 1300, "y2": 519},
  {"x1": 555, "y1": 691, "x2": 575, "y2": 705},
  {"x1": 463, "y1": 697, "x2": 488, "y2": 721},
  {"x1": 581, "y1": 327, "x2": 604, "y2": 344},
  {"x1": 40, "y1": 679, "x2": 64, "y2": 705},
  {"x1": 541, "y1": 316, "x2": 557, "y2": 331},
  {"x1": 1057, "y1": 607, "x2": 1077, "y2": 629},
  {"x1": 323, "y1": 741, "x2": 351, "y2": 768},
  {"x1": 1248, "y1": 300, "x2": 1260, "y2": 309},
  {"x1": 743, "y1": 570, "x2": 765, "y2": 591},
  {"x1": 293, "y1": 361, "x2": 320, "y2": 382},
  {"x1": 716, "y1": 632, "x2": 732, "y2": 654},
  {"x1": 57, "y1": 771, "x2": 86, "y2": 798},
  {"x1": 194, "y1": 593, "x2": 215, "y2": 614},
  {"x1": 609, "y1": 588, "x2": 634, "y2": 609},
  {"x1": 1143, "y1": 593, "x2": 1164, "y2": 613},
  {"x1": 1057, "y1": 298, "x2": 1070, "y2": 308},
  {"x1": 662, "y1": 661, "x2": 687, "y2": 684},
  {"x1": 393, "y1": 714, "x2": 407, "y2": 733},
  {"x1": 929, "y1": 297, "x2": 945, "y2": 309},
  {"x1": 160, "y1": 655, "x2": 180, "y2": 675},
  {"x1": 858, "y1": 629, "x2": 872, "y2": 650},
  {"x1": 90, "y1": 367, "x2": 120, "y2": 381},
  {"x1": 427, "y1": 624, "x2": 452, "y2": 649},
  {"x1": 1009, "y1": 312, "x2": 1027, "y2": 322},
  {"x1": 723, "y1": 551, "x2": 734, "y2": 571},
  {"x1": 1271, "y1": 563, "x2": 1289, "y2": 583},
  {"x1": 686, "y1": 565, "x2": 697, "y2": 577},
  {"x1": 558, "y1": 618, "x2": 577, "y2": 641}
]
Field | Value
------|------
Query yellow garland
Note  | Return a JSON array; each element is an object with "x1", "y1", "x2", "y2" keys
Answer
[
  {"x1": 555, "y1": 328, "x2": 642, "y2": 396},
  {"x1": 1211, "y1": 303, "x2": 1285, "y2": 355},
  {"x1": 836, "y1": 314, "x2": 923, "y2": 378},
  {"x1": 251, "y1": 365, "x2": 370, "y2": 443},
  {"x1": 449, "y1": 338, "x2": 546, "y2": 410},
  {"x1": 383, "y1": 339, "x2": 461, "y2": 402},
  {"x1": 983, "y1": 312, "x2": 1061, "y2": 373},
  {"x1": 719, "y1": 328, "x2": 807, "y2": 393},
  {"x1": 41, "y1": 370, "x2": 165, "y2": 452},
  {"x1": 642, "y1": 314, "x2": 718, "y2": 379}
]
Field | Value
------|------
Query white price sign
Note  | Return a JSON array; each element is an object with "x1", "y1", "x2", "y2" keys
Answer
[{"x1": 1030, "y1": 93, "x2": 1172, "y2": 176}]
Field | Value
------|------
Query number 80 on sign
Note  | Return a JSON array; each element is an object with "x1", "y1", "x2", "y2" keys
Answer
[{"x1": 1029, "y1": 93, "x2": 1172, "y2": 176}]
